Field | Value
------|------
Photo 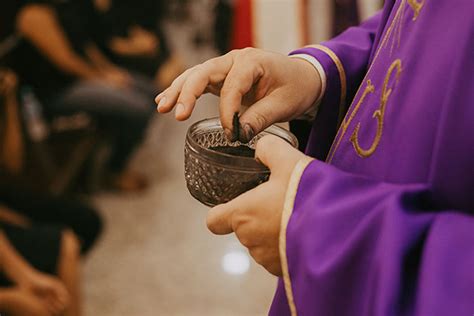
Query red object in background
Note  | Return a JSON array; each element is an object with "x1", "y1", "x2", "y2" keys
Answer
[
  {"x1": 231, "y1": 0, "x2": 309, "y2": 50},
  {"x1": 231, "y1": 0, "x2": 254, "y2": 49}
]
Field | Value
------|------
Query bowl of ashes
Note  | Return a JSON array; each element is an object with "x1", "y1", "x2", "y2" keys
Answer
[{"x1": 184, "y1": 117, "x2": 298, "y2": 206}]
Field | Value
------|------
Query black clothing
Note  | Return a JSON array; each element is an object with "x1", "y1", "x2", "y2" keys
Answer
[
  {"x1": 0, "y1": 180, "x2": 103, "y2": 254},
  {"x1": 0, "y1": 223, "x2": 62, "y2": 286},
  {"x1": 5, "y1": 0, "x2": 156, "y2": 173},
  {"x1": 95, "y1": 0, "x2": 171, "y2": 77},
  {"x1": 11, "y1": 0, "x2": 102, "y2": 100}
]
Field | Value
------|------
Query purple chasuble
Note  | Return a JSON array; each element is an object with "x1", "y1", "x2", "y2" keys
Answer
[{"x1": 271, "y1": 0, "x2": 474, "y2": 315}]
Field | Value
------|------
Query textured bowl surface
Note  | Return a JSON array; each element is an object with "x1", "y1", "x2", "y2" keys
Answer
[{"x1": 184, "y1": 118, "x2": 298, "y2": 206}]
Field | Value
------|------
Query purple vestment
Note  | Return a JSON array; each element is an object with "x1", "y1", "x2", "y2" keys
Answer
[{"x1": 270, "y1": 1, "x2": 474, "y2": 315}]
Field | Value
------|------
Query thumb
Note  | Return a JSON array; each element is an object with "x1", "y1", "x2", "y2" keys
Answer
[
  {"x1": 206, "y1": 202, "x2": 236, "y2": 235},
  {"x1": 255, "y1": 135, "x2": 305, "y2": 176}
]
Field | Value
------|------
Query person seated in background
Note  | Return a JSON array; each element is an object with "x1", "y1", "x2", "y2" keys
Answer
[
  {"x1": 93, "y1": 0, "x2": 183, "y2": 89},
  {"x1": 0, "y1": 68, "x2": 102, "y2": 256},
  {"x1": 9, "y1": 0, "x2": 157, "y2": 191},
  {"x1": 0, "y1": 229, "x2": 79, "y2": 316},
  {"x1": 0, "y1": 69, "x2": 97, "y2": 316}
]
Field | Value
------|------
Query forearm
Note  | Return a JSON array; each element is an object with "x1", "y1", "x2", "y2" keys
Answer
[
  {"x1": 0, "y1": 231, "x2": 35, "y2": 284},
  {"x1": 0, "y1": 205, "x2": 31, "y2": 227},
  {"x1": 16, "y1": 4, "x2": 100, "y2": 80},
  {"x1": 2, "y1": 92, "x2": 24, "y2": 174}
]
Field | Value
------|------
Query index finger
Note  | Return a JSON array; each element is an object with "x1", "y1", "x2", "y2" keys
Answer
[
  {"x1": 218, "y1": 59, "x2": 263, "y2": 140},
  {"x1": 156, "y1": 54, "x2": 234, "y2": 116}
]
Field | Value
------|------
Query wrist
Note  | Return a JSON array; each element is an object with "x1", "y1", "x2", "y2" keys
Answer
[{"x1": 290, "y1": 57, "x2": 323, "y2": 110}]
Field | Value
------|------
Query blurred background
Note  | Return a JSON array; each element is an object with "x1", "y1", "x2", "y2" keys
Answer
[{"x1": 0, "y1": 0, "x2": 381, "y2": 315}]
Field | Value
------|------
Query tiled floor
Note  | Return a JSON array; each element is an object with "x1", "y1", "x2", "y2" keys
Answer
[{"x1": 83, "y1": 21, "x2": 276, "y2": 314}]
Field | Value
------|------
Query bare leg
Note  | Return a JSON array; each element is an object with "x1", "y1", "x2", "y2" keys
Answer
[{"x1": 57, "y1": 230, "x2": 81, "y2": 316}]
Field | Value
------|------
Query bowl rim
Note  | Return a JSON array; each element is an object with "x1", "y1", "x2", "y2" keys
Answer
[{"x1": 185, "y1": 117, "x2": 298, "y2": 171}]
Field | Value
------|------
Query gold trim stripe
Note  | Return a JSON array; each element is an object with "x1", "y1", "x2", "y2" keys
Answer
[
  {"x1": 306, "y1": 44, "x2": 347, "y2": 127},
  {"x1": 325, "y1": 0, "x2": 408, "y2": 163},
  {"x1": 280, "y1": 157, "x2": 314, "y2": 316}
]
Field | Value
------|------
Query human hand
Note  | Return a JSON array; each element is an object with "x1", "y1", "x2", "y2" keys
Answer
[
  {"x1": 206, "y1": 135, "x2": 311, "y2": 276},
  {"x1": 18, "y1": 270, "x2": 70, "y2": 314},
  {"x1": 109, "y1": 26, "x2": 159, "y2": 57},
  {"x1": 155, "y1": 48, "x2": 322, "y2": 142},
  {"x1": 0, "y1": 287, "x2": 65, "y2": 316},
  {"x1": 100, "y1": 67, "x2": 131, "y2": 89}
]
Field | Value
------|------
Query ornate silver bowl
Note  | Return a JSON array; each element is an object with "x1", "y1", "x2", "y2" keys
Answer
[{"x1": 184, "y1": 117, "x2": 298, "y2": 206}]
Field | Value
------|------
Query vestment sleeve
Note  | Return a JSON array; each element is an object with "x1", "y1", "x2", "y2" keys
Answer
[
  {"x1": 289, "y1": 14, "x2": 382, "y2": 158},
  {"x1": 290, "y1": 13, "x2": 381, "y2": 120},
  {"x1": 270, "y1": 159, "x2": 474, "y2": 316}
]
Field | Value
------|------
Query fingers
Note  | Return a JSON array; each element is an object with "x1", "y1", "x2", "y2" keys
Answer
[
  {"x1": 238, "y1": 95, "x2": 279, "y2": 142},
  {"x1": 206, "y1": 203, "x2": 235, "y2": 235},
  {"x1": 155, "y1": 54, "x2": 234, "y2": 120},
  {"x1": 53, "y1": 282, "x2": 70, "y2": 308},
  {"x1": 207, "y1": 183, "x2": 264, "y2": 236},
  {"x1": 45, "y1": 295, "x2": 65, "y2": 315},
  {"x1": 50, "y1": 285, "x2": 69, "y2": 315},
  {"x1": 255, "y1": 135, "x2": 305, "y2": 175},
  {"x1": 155, "y1": 68, "x2": 192, "y2": 114},
  {"x1": 218, "y1": 58, "x2": 263, "y2": 138}
]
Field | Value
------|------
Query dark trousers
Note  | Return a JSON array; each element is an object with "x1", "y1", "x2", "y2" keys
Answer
[
  {"x1": 46, "y1": 75, "x2": 157, "y2": 172},
  {"x1": 0, "y1": 182, "x2": 102, "y2": 254}
]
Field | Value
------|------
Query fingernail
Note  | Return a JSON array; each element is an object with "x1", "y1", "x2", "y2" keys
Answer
[
  {"x1": 224, "y1": 128, "x2": 233, "y2": 140},
  {"x1": 157, "y1": 96, "x2": 167, "y2": 110},
  {"x1": 175, "y1": 103, "x2": 185, "y2": 116},
  {"x1": 243, "y1": 124, "x2": 255, "y2": 142}
]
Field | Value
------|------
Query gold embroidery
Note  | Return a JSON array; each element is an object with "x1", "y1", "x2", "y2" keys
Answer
[
  {"x1": 306, "y1": 44, "x2": 347, "y2": 127},
  {"x1": 326, "y1": 80, "x2": 375, "y2": 162},
  {"x1": 280, "y1": 157, "x2": 314, "y2": 316},
  {"x1": 408, "y1": 0, "x2": 425, "y2": 20},
  {"x1": 326, "y1": 0, "x2": 426, "y2": 163},
  {"x1": 350, "y1": 59, "x2": 402, "y2": 157}
]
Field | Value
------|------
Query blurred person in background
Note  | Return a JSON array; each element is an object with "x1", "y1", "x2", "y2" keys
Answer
[
  {"x1": 0, "y1": 68, "x2": 99, "y2": 316},
  {"x1": 0, "y1": 229, "x2": 78, "y2": 316},
  {"x1": 9, "y1": 0, "x2": 158, "y2": 191},
  {"x1": 0, "y1": 68, "x2": 102, "y2": 256},
  {"x1": 93, "y1": 0, "x2": 183, "y2": 89}
]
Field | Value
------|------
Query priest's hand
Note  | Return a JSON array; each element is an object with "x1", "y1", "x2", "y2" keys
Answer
[
  {"x1": 155, "y1": 48, "x2": 322, "y2": 142},
  {"x1": 206, "y1": 135, "x2": 309, "y2": 276}
]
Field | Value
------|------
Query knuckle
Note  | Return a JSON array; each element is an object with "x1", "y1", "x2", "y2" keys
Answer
[
  {"x1": 242, "y1": 47, "x2": 256, "y2": 55},
  {"x1": 254, "y1": 112, "x2": 268, "y2": 130},
  {"x1": 193, "y1": 64, "x2": 205, "y2": 73},
  {"x1": 231, "y1": 211, "x2": 246, "y2": 230},
  {"x1": 219, "y1": 85, "x2": 234, "y2": 97},
  {"x1": 228, "y1": 49, "x2": 241, "y2": 57},
  {"x1": 202, "y1": 58, "x2": 218, "y2": 69}
]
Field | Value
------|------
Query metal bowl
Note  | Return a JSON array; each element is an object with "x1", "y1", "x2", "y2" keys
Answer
[{"x1": 184, "y1": 117, "x2": 298, "y2": 206}]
